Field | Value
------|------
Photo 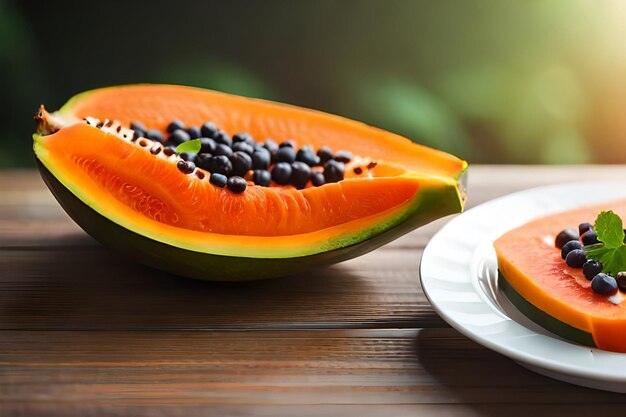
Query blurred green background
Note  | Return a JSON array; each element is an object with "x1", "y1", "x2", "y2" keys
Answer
[{"x1": 2, "y1": 0, "x2": 626, "y2": 168}]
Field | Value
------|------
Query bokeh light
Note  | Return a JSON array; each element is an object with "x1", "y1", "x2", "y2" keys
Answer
[{"x1": 3, "y1": 0, "x2": 626, "y2": 167}]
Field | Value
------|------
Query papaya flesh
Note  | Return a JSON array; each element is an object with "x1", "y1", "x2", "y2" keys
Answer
[
  {"x1": 34, "y1": 84, "x2": 467, "y2": 280},
  {"x1": 495, "y1": 200, "x2": 626, "y2": 352}
]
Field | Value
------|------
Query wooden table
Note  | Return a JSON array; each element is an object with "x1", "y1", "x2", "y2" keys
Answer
[{"x1": 3, "y1": 165, "x2": 626, "y2": 416}]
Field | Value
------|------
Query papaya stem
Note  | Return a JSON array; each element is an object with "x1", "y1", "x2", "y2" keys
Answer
[{"x1": 34, "y1": 105, "x2": 65, "y2": 135}]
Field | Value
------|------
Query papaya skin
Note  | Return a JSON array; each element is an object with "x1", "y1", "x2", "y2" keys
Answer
[
  {"x1": 33, "y1": 84, "x2": 467, "y2": 280},
  {"x1": 498, "y1": 272, "x2": 596, "y2": 347}
]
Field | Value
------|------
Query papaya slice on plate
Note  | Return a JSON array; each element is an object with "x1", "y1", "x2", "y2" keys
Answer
[
  {"x1": 34, "y1": 84, "x2": 467, "y2": 280},
  {"x1": 495, "y1": 200, "x2": 626, "y2": 352}
]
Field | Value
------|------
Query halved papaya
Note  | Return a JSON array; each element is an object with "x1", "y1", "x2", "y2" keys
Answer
[
  {"x1": 34, "y1": 84, "x2": 467, "y2": 280},
  {"x1": 495, "y1": 200, "x2": 626, "y2": 352}
]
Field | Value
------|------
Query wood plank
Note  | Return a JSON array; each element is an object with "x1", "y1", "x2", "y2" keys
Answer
[
  {"x1": 0, "y1": 244, "x2": 437, "y2": 330},
  {"x1": 3, "y1": 165, "x2": 626, "y2": 239},
  {"x1": 0, "y1": 328, "x2": 624, "y2": 415},
  {"x1": 4, "y1": 165, "x2": 626, "y2": 193},
  {"x1": 6, "y1": 405, "x2": 626, "y2": 417},
  {"x1": 2, "y1": 166, "x2": 626, "y2": 330},
  {"x1": 1, "y1": 165, "x2": 625, "y2": 248}
]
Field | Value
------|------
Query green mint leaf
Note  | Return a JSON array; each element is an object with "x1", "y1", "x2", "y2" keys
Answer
[
  {"x1": 585, "y1": 244, "x2": 626, "y2": 276},
  {"x1": 175, "y1": 138, "x2": 201, "y2": 154},
  {"x1": 594, "y1": 210, "x2": 625, "y2": 249}
]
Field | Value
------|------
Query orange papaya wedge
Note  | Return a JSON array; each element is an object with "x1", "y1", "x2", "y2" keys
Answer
[
  {"x1": 34, "y1": 84, "x2": 467, "y2": 280},
  {"x1": 495, "y1": 200, "x2": 626, "y2": 352}
]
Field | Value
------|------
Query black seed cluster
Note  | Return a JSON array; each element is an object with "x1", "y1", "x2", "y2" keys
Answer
[
  {"x1": 556, "y1": 222, "x2": 621, "y2": 295},
  {"x1": 131, "y1": 118, "x2": 360, "y2": 193}
]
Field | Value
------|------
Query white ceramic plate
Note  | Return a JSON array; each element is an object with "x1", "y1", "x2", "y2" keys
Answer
[{"x1": 420, "y1": 181, "x2": 626, "y2": 392}]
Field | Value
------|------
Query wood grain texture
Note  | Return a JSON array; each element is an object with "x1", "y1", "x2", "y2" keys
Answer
[
  {"x1": 2, "y1": 328, "x2": 626, "y2": 416},
  {"x1": 0, "y1": 245, "x2": 436, "y2": 330},
  {"x1": 3, "y1": 166, "x2": 626, "y2": 416}
]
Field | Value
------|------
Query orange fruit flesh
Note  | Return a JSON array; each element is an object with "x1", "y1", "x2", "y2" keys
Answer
[{"x1": 43, "y1": 123, "x2": 421, "y2": 237}]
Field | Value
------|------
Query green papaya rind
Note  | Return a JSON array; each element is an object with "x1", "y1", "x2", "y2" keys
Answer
[{"x1": 498, "y1": 271, "x2": 596, "y2": 347}]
